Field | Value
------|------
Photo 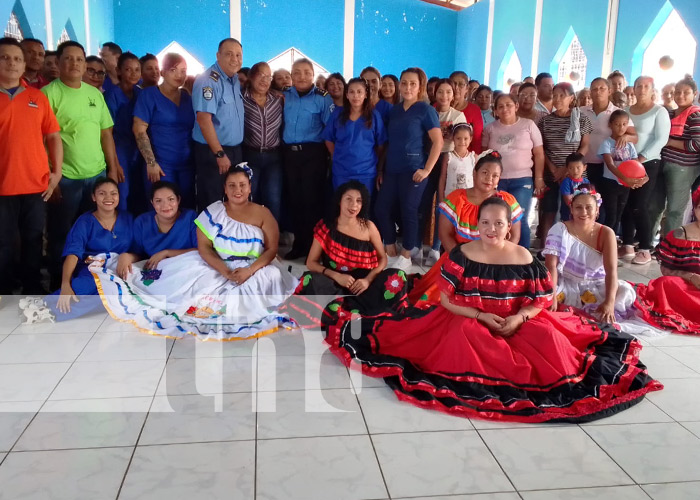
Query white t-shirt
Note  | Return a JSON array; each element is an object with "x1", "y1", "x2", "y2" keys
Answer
[
  {"x1": 445, "y1": 150, "x2": 476, "y2": 196},
  {"x1": 438, "y1": 107, "x2": 467, "y2": 153}
]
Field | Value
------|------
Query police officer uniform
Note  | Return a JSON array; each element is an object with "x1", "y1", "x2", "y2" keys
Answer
[
  {"x1": 192, "y1": 62, "x2": 244, "y2": 210},
  {"x1": 282, "y1": 85, "x2": 333, "y2": 259}
]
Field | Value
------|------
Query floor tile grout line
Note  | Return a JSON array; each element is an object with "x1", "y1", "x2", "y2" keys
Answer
[
  {"x1": 577, "y1": 423, "x2": 641, "y2": 487},
  {"x1": 654, "y1": 346, "x2": 700, "y2": 375},
  {"x1": 472, "y1": 428, "x2": 521, "y2": 495}
]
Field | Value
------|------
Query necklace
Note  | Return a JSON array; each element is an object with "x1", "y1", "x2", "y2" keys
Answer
[
  {"x1": 94, "y1": 213, "x2": 118, "y2": 239},
  {"x1": 155, "y1": 212, "x2": 178, "y2": 234}
]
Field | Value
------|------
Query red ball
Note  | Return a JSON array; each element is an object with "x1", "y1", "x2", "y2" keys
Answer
[{"x1": 618, "y1": 160, "x2": 646, "y2": 187}]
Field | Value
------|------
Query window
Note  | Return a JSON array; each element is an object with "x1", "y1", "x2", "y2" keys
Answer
[
  {"x1": 500, "y1": 44, "x2": 522, "y2": 92},
  {"x1": 156, "y1": 41, "x2": 204, "y2": 76},
  {"x1": 267, "y1": 47, "x2": 330, "y2": 81},
  {"x1": 641, "y1": 8, "x2": 696, "y2": 88},
  {"x1": 57, "y1": 28, "x2": 70, "y2": 46},
  {"x1": 4, "y1": 11, "x2": 23, "y2": 41},
  {"x1": 558, "y1": 34, "x2": 587, "y2": 91}
]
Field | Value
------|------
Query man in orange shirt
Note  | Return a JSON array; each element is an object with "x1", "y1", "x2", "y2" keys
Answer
[{"x1": 0, "y1": 37, "x2": 63, "y2": 294}]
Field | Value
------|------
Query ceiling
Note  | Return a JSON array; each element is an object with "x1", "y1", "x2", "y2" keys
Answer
[{"x1": 419, "y1": 0, "x2": 480, "y2": 11}]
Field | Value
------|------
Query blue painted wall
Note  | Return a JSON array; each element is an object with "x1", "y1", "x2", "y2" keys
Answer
[
  {"x1": 51, "y1": 0, "x2": 86, "y2": 49},
  {"x1": 489, "y1": 0, "x2": 536, "y2": 86},
  {"x1": 1, "y1": 0, "x2": 49, "y2": 42},
  {"x1": 241, "y1": 0, "x2": 344, "y2": 71},
  {"x1": 353, "y1": 0, "x2": 457, "y2": 78},
  {"x1": 454, "y1": 0, "x2": 488, "y2": 82},
  {"x1": 87, "y1": 0, "x2": 114, "y2": 54}
]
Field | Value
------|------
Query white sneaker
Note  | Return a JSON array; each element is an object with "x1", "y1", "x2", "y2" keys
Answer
[
  {"x1": 393, "y1": 255, "x2": 412, "y2": 271},
  {"x1": 425, "y1": 249, "x2": 441, "y2": 266}
]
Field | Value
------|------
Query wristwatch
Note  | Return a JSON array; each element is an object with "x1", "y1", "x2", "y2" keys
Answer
[{"x1": 215, "y1": 150, "x2": 225, "y2": 159}]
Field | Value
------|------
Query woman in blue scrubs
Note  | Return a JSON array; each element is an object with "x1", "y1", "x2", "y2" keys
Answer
[
  {"x1": 104, "y1": 52, "x2": 143, "y2": 212},
  {"x1": 322, "y1": 78, "x2": 386, "y2": 195},
  {"x1": 46, "y1": 178, "x2": 134, "y2": 320},
  {"x1": 133, "y1": 53, "x2": 196, "y2": 209}
]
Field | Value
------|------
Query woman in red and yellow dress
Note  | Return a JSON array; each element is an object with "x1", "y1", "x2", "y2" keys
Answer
[
  {"x1": 325, "y1": 197, "x2": 661, "y2": 423},
  {"x1": 634, "y1": 178, "x2": 700, "y2": 334},
  {"x1": 409, "y1": 151, "x2": 522, "y2": 306}
]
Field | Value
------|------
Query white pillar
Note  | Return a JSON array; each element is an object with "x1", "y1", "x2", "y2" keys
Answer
[
  {"x1": 44, "y1": 0, "x2": 54, "y2": 49},
  {"x1": 83, "y1": 0, "x2": 91, "y2": 53},
  {"x1": 483, "y1": 0, "x2": 495, "y2": 85},
  {"x1": 343, "y1": 0, "x2": 355, "y2": 80},
  {"x1": 230, "y1": 0, "x2": 241, "y2": 41},
  {"x1": 531, "y1": 0, "x2": 543, "y2": 76},
  {"x1": 602, "y1": 0, "x2": 620, "y2": 77}
]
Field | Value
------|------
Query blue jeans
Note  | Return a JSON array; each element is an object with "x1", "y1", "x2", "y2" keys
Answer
[
  {"x1": 244, "y1": 148, "x2": 284, "y2": 222},
  {"x1": 375, "y1": 171, "x2": 428, "y2": 251},
  {"x1": 498, "y1": 176, "x2": 533, "y2": 248}
]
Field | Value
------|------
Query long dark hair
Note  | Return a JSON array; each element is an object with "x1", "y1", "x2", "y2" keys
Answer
[
  {"x1": 325, "y1": 180, "x2": 371, "y2": 229},
  {"x1": 380, "y1": 74, "x2": 400, "y2": 104},
  {"x1": 340, "y1": 78, "x2": 373, "y2": 129}
]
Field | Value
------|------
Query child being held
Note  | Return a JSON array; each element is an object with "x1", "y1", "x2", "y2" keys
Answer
[
  {"x1": 438, "y1": 123, "x2": 477, "y2": 202},
  {"x1": 559, "y1": 152, "x2": 587, "y2": 221}
]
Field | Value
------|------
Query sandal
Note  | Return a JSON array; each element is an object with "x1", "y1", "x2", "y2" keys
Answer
[
  {"x1": 619, "y1": 245, "x2": 635, "y2": 259},
  {"x1": 632, "y1": 250, "x2": 652, "y2": 265}
]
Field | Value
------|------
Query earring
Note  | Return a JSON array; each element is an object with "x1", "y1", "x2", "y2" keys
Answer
[{"x1": 506, "y1": 231, "x2": 512, "y2": 240}]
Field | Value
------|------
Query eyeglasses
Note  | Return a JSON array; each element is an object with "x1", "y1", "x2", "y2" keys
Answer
[
  {"x1": 85, "y1": 68, "x2": 106, "y2": 78},
  {"x1": 258, "y1": 74, "x2": 273, "y2": 81}
]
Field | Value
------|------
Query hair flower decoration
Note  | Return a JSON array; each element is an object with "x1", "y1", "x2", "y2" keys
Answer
[
  {"x1": 235, "y1": 162, "x2": 254, "y2": 180},
  {"x1": 572, "y1": 186, "x2": 603, "y2": 206}
]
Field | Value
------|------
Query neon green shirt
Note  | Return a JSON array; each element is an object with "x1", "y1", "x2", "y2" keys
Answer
[{"x1": 42, "y1": 80, "x2": 114, "y2": 179}]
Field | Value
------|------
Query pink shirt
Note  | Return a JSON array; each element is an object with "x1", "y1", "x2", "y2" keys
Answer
[{"x1": 482, "y1": 117, "x2": 543, "y2": 179}]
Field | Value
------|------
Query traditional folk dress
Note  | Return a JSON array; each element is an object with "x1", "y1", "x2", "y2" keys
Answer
[
  {"x1": 91, "y1": 201, "x2": 298, "y2": 340},
  {"x1": 324, "y1": 246, "x2": 662, "y2": 423}
]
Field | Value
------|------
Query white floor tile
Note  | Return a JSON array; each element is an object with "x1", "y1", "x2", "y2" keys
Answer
[
  {"x1": 157, "y1": 357, "x2": 256, "y2": 396},
  {"x1": 358, "y1": 386, "x2": 473, "y2": 434},
  {"x1": 77, "y1": 329, "x2": 172, "y2": 361},
  {"x1": 0, "y1": 447, "x2": 131, "y2": 500},
  {"x1": 646, "y1": 334, "x2": 700, "y2": 347},
  {"x1": 647, "y1": 378, "x2": 700, "y2": 421},
  {"x1": 0, "y1": 401, "x2": 42, "y2": 452},
  {"x1": 519, "y1": 485, "x2": 647, "y2": 499},
  {"x1": 580, "y1": 399, "x2": 674, "y2": 426},
  {"x1": 349, "y1": 367, "x2": 389, "y2": 390},
  {"x1": 96, "y1": 318, "x2": 142, "y2": 334},
  {"x1": 480, "y1": 427, "x2": 633, "y2": 490},
  {"x1": 11, "y1": 312, "x2": 107, "y2": 334},
  {"x1": 642, "y1": 481, "x2": 700, "y2": 500},
  {"x1": 637, "y1": 347, "x2": 700, "y2": 379},
  {"x1": 373, "y1": 431, "x2": 513, "y2": 498},
  {"x1": 50, "y1": 360, "x2": 165, "y2": 400},
  {"x1": 119, "y1": 441, "x2": 255, "y2": 500},
  {"x1": 14, "y1": 397, "x2": 150, "y2": 451},
  {"x1": 0, "y1": 334, "x2": 8, "y2": 343},
  {"x1": 170, "y1": 336, "x2": 258, "y2": 358},
  {"x1": 394, "y1": 495, "x2": 520, "y2": 500},
  {"x1": 0, "y1": 363, "x2": 71, "y2": 402},
  {"x1": 585, "y1": 422, "x2": 700, "y2": 483},
  {"x1": 257, "y1": 388, "x2": 366, "y2": 439},
  {"x1": 257, "y1": 328, "x2": 328, "y2": 356},
  {"x1": 681, "y1": 421, "x2": 700, "y2": 439},
  {"x1": 0, "y1": 333, "x2": 93, "y2": 364},
  {"x1": 139, "y1": 393, "x2": 256, "y2": 445},
  {"x1": 256, "y1": 435, "x2": 387, "y2": 500},
  {"x1": 658, "y1": 346, "x2": 700, "y2": 373},
  {"x1": 257, "y1": 353, "x2": 351, "y2": 392}
]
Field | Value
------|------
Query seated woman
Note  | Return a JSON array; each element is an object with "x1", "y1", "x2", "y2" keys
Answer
[
  {"x1": 282, "y1": 181, "x2": 409, "y2": 328},
  {"x1": 634, "y1": 178, "x2": 700, "y2": 335},
  {"x1": 543, "y1": 185, "x2": 663, "y2": 337},
  {"x1": 91, "y1": 165, "x2": 299, "y2": 340},
  {"x1": 408, "y1": 151, "x2": 523, "y2": 305},
  {"x1": 40, "y1": 178, "x2": 133, "y2": 321},
  {"x1": 325, "y1": 197, "x2": 662, "y2": 423},
  {"x1": 116, "y1": 180, "x2": 197, "y2": 278}
]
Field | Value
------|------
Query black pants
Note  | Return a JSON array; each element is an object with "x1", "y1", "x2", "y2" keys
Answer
[
  {"x1": 599, "y1": 177, "x2": 630, "y2": 232},
  {"x1": 283, "y1": 143, "x2": 328, "y2": 254},
  {"x1": 194, "y1": 142, "x2": 242, "y2": 212},
  {"x1": 621, "y1": 159, "x2": 662, "y2": 250},
  {"x1": 417, "y1": 156, "x2": 443, "y2": 249},
  {"x1": 0, "y1": 193, "x2": 46, "y2": 294}
]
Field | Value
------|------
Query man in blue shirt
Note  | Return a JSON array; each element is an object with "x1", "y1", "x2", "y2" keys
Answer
[
  {"x1": 282, "y1": 58, "x2": 333, "y2": 259},
  {"x1": 192, "y1": 38, "x2": 244, "y2": 210}
]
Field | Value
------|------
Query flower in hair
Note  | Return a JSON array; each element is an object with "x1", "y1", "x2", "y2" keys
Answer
[
  {"x1": 476, "y1": 149, "x2": 497, "y2": 162},
  {"x1": 236, "y1": 162, "x2": 254, "y2": 180},
  {"x1": 572, "y1": 187, "x2": 602, "y2": 206}
]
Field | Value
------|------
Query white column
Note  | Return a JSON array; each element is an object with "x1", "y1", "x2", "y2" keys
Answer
[
  {"x1": 483, "y1": 0, "x2": 495, "y2": 85},
  {"x1": 343, "y1": 0, "x2": 355, "y2": 80},
  {"x1": 83, "y1": 0, "x2": 91, "y2": 53},
  {"x1": 531, "y1": 0, "x2": 543, "y2": 76},
  {"x1": 602, "y1": 0, "x2": 620, "y2": 76},
  {"x1": 44, "y1": 0, "x2": 54, "y2": 49},
  {"x1": 230, "y1": 0, "x2": 241, "y2": 41}
]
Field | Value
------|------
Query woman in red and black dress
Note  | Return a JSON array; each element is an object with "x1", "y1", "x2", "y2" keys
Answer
[
  {"x1": 634, "y1": 177, "x2": 700, "y2": 335},
  {"x1": 284, "y1": 181, "x2": 410, "y2": 328},
  {"x1": 325, "y1": 197, "x2": 661, "y2": 423}
]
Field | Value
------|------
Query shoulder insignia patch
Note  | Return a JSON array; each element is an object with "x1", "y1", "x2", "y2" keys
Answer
[
  {"x1": 209, "y1": 70, "x2": 220, "y2": 82},
  {"x1": 203, "y1": 86, "x2": 214, "y2": 101},
  {"x1": 314, "y1": 87, "x2": 328, "y2": 96}
]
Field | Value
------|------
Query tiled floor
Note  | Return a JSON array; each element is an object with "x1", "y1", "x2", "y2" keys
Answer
[{"x1": 1, "y1": 259, "x2": 700, "y2": 500}]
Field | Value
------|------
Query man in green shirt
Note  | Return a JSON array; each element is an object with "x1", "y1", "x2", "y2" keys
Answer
[{"x1": 42, "y1": 40, "x2": 123, "y2": 288}]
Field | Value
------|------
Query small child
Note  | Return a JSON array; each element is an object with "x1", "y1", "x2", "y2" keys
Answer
[
  {"x1": 560, "y1": 152, "x2": 587, "y2": 221},
  {"x1": 611, "y1": 91, "x2": 628, "y2": 108},
  {"x1": 598, "y1": 109, "x2": 644, "y2": 235},
  {"x1": 439, "y1": 123, "x2": 476, "y2": 203}
]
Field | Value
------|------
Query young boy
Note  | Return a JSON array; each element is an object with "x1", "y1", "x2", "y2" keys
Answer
[{"x1": 560, "y1": 152, "x2": 587, "y2": 221}]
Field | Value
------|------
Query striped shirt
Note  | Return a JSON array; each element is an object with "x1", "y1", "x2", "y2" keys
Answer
[
  {"x1": 538, "y1": 112, "x2": 593, "y2": 171},
  {"x1": 661, "y1": 108, "x2": 700, "y2": 167},
  {"x1": 242, "y1": 90, "x2": 283, "y2": 149}
]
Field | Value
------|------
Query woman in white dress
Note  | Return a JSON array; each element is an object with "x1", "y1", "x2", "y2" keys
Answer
[{"x1": 91, "y1": 164, "x2": 298, "y2": 340}]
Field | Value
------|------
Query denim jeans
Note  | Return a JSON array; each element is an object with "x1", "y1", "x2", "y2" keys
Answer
[
  {"x1": 243, "y1": 147, "x2": 284, "y2": 222},
  {"x1": 498, "y1": 176, "x2": 534, "y2": 248},
  {"x1": 374, "y1": 171, "x2": 428, "y2": 251},
  {"x1": 621, "y1": 159, "x2": 662, "y2": 250},
  {"x1": 662, "y1": 161, "x2": 700, "y2": 233}
]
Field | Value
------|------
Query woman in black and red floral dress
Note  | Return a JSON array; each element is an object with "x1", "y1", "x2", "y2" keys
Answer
[
  {"x1": 325, "y1": 197, "x2": 662, "y2": 423},
  {"x1": 283, "y1": 181, "x2": 410, "y2": 328}
]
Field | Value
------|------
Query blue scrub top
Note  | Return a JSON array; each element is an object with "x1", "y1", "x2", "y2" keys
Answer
[
  {"x1": 191, "y1": 62, "x2": 244, "y2": 147},
  {"x1": 131, "y1": 209, "x2": 197, "y2": 256},
  {"x1": 104, "y1": 85, "x2": 141, "y2": 147},
  {"x1": 322, "y1": 108, "x2": 387, "y2": 179},
  {"x1": 385, "y1": 101, "x2": 440, "y2": 174},
  {"x1": 282, "y1": 86, "x2": 333, "y2": 144},
  {"x1": 134, "y1": 86, "x2": 195, "y2": 170},
  {"x1": 63, "y1": 211, "x2": 134, "y2": 260},
  {"x1": 374, "y1": 99, "x2": 393, "y2": 125}
]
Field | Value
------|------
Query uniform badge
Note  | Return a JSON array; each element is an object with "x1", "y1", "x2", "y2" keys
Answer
[
  {"x1": 209, "y1": 71, "x2": 220, "y2": 82},
  {"x1": 203, "y1": 86, "x2": 214, "y2": 101},
  {"x1": 28, "y1": 100, "x2": 38, "y2": 108}
]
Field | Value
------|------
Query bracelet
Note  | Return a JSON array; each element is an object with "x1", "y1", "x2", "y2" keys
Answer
[{"x1": 475, "y1": 311, "x2": 481, "y2": 321}]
